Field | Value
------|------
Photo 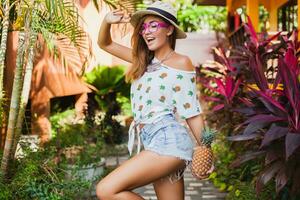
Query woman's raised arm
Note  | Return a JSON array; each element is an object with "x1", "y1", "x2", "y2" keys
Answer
[{"x1": 97, "y1": 9, "x2": 133, "y2": 63}]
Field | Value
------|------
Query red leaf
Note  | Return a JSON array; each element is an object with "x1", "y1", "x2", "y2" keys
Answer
[
  {"x1": 265, "y1": 149, "x2": 281, "y2": 165},
  {"x1": 203, "y1": 96, "x2": 221, "y2": 102},
  {"x1": 248, "y1": 86, "x2": 287, "y2": 116},
  {"x1": 227, "y1": 133, "x2": 261, "y2": 141},
  {"x1": 225, "y1": 76, "x2": 233, "y2": 99},
  {"x1": 279, "y1": 57, "x2": 300, "y2": 109},
  {"x1": 229, "y1": 78, "x2": 242, "y2": 101},
  {"x1": 275, "y1": 167, "x2": 288, "y2": 193},
  {"x1": 212, "y1": 104, "x2": 224, "y2": 111},
  {"x1": 260, "y1": 31, "x2": 282, "y2": 47},
  {"x1": 278, "y1": 56, "x2": 300, "y2": 130},
  {"x1": 245, "y1": 16, "x2": 258, "y2": 46},
  {"x1": 284, "y1": 48, "x2": 298, "y2": 74},
  {"x1": 256, "y1": 161, "x2": 283, "y2": 194},
  {"x1": 238, "y1": 97, "x2": 255, "y2": 107},
  {"x1": 249, "y1": 55, "x2": 269, "y2": 91},
  {"x1": 233, "y1": 107, "x2": 256, "y2": 115},
  {"x1": 230, "y1": 151, "x2": 265, "y2": 168},
  {"x1": 244, "y1": 114, "x2": 284, "y2": 125},
  {"x1": 215, "y1": 78, "x2": 226, "y2": 96},
  {"x1": 260, "y1": 125, "x2": 288, "y2": 148},
  {"x1": 285, "y1": 133, "x2": 300, "y2": 158},
  {"x1": 243, "y1": 121, "x2": 270, "y2": 135}
]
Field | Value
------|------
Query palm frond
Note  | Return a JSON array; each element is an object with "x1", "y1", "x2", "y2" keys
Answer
[
  {"x1": 102, "y1": 0, "x2": 142, "y2": 13},
  {"x1": 91, "y1": 0, "x2": 142, "y2": 13},
  {"x1": 30, "y1": 0, "x2": 92, "y2": 74}
]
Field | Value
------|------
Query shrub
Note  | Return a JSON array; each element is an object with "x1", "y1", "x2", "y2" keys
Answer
[
  {"x1": 202, "y1": 17, "x2": 300, "y2": 198},
  {"x1": 0, "y1": 143, "x2": 89, "y2": 200}
]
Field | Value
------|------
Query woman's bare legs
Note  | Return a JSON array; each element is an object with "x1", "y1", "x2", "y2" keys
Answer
[
  {"x1": 96, "y1": 150, "x2": 186, "y2": 200},
  {"x1": 153, "y1": 176, "x2": 185, "y2": 200}
]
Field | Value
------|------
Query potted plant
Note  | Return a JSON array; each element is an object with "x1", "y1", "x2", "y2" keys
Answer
[{"x1": 51, "y1": 122, "x2": 105, "y2": 177}]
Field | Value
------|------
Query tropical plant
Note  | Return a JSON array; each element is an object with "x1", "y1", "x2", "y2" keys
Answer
[
  {"x1": 0, "y1": 0, "x2": 10, "y2": 128},
  {"x1": 0, "y1": 141, "x2": 90, "y2": 200},
  {"x1": 226, "y1": 18, "x2": 300, "y2": 198},
  {"x1": 1, "y1": 0, "x2": 143, "y2": 180},
  {"x1": 51, "y1": 122, "x2": 104, "y2": 167},
  {"x1": 209, "y1": 134, "x2": 265, "y2": 195},
  {"x1": 225, "y1": 180, "x2": 276, "y2": 200},
  {"x1": 198, "y1": 47, "x2": 245, "y2": 137},
  {"x1": 94, "y1": 0, "x2": 142, "y2": 13},
  {"x1": 1, "y1": 0, "x2": 90, "y2": 179},
  {"x1": 201, "y1": 48, "x2": 242, "y2": 112},
  {"x1": 200, "y1": 15, "x2": 300, "y2": 198},
  {"x1": 85, "y1": 65, "x2": 130, "y2": 144}
]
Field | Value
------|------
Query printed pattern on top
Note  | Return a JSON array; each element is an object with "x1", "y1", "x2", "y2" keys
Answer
[{"x1": 130, "y1": 61, "x2": 202, "y2": 123}]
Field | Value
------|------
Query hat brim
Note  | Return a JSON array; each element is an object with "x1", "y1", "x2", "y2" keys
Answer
[{"x1": 130, "y1": 10, "x2": 187, "y2": 39}]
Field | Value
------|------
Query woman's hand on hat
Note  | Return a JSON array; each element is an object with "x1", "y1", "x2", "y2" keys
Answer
[{"x1": 105, "y1": 9, "x2": 131, "y2": 24}]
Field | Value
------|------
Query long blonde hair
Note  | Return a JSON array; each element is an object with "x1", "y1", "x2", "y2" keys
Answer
[{"x1": 125, "y1": 15, "x2": 176, "y2": 83}]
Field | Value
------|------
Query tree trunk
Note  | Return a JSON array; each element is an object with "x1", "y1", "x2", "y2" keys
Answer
[
  {"x1": 1, "y1": 24, "x2": 30, "y2": 178},
  {"x1": 0, "y1": 0, "x2": 10, "y2": 143},
  {"x1": 12, "y1": 34, "x2": 37, "y2": 156}
]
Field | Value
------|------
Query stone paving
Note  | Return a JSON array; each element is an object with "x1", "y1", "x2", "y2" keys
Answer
[{"x1": 104, "y1": 156, "x2": 227, "y2": 200}]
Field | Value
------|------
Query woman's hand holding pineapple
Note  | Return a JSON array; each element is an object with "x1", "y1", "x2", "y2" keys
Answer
[{"x1": 191, "y1": 127, "x2": 216, "y2": 179}]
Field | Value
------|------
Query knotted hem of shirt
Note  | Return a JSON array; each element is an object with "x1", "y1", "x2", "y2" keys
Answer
[
  {"x1": 128, "y1": 120, "x2": 141, "y2": 156},
  {"x1": 128, "y1": 119, "x2": 153, "y2": 156},
  {"x1": 127, "y1": 113, "x2": 175, "y2": 156}
]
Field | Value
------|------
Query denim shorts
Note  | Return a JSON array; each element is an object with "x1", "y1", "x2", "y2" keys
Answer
[{"x1": 139, "y1": 114, "x2": 194, "y2": 183}]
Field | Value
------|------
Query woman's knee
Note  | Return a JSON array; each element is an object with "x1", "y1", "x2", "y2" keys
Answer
[{"x1": 96, "y1": 180, "x2": 115, "y2": 200}]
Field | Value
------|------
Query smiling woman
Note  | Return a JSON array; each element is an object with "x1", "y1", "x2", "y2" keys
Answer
[{"x1": 96, "y1": 1, "x2": 210, "y2": 200}]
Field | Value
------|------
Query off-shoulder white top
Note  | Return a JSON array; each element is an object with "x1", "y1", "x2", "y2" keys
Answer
[
  {"x1": 128, "y1": 57, "x2": 203, "y2": 155},
  {"x1": 130, "y1": 57, "x2": 202, "y2": 122}
]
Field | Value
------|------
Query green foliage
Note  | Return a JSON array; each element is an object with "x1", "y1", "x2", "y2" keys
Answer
[
  {"x1": 84, "y1": 65, "x2": 130, "y2": 144},
  {"x1": 209, "y1": 134, "x2": 263, "y2": 192},
  {"x1": 0, "y1": 144, "x2": 89, "y2": 200},
  {"x1": 236, "y1": 5, "x2": 270, "y2": 32},
  {"x1": 0, "y1": 106, "x2": 125, "y2": 199},
  {"x1": 170, "y1": 0, "x2": 227, "y2": 32},
  {"x1": 0, "y1": 152, "x2": 12, "y2": 199},
  {"x1": 84, "y1": 65, "x2": 130, "y2": 112},
  {"x1": 117, "y1": 95, "x2": 132, "y2": 116},
  {"x1": 226, "y1": 181, "x2": 276, "y2": 200},
  {"x1": 93, "y1": 0, "x2": 142, "y2": 13},
  {"x1": 50, "y1": 109, "x2": 75, "y2": 137},
  {"x1": 48, "y1": 121, "x2": 104, "y2": 167}
]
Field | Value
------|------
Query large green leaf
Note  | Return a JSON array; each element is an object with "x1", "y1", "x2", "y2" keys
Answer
[
  {"x1": 84, "y1": 65, "x2": 130, "y2": 112},
  {"x1": 85, "y1": 65, "x2": 127, "y2": 95}
]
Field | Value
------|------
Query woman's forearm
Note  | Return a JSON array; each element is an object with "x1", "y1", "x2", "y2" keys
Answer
[
  {"x1": 186, "y1": 114, "x2": 205, "y2": 145},
  {"x1": 97, "y1": 19, "x2": 112, "y2": 49}
]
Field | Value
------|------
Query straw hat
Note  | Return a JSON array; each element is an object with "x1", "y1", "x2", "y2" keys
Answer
[{"x1": 130, "y1": 1, "x2": 186, "y2": 39}]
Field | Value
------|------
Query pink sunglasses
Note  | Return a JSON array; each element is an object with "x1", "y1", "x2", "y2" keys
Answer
[{"x1": 139, "y1": 21, "x2": 170, "y2": 35}]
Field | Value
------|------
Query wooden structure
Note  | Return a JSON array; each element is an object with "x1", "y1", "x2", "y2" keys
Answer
[
  {"x1": 196, "y1": 0, "x2": 299, "y2": 33},
  {"x1": 3, "y1": 32, "x2": 92, "y2": 145}
]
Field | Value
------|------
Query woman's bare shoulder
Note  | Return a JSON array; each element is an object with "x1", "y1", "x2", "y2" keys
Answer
[{"x1": 166, "y1": 53, "x2": 195, "y2": 71}]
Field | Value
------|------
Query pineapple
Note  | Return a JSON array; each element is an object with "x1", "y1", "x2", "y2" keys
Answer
[
  {"x1": 201, "y1": 127, "x2": 216, "y2": 146},
  {"x1": 191, "y1": 127, "x2": 216, "y2": 180}
]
